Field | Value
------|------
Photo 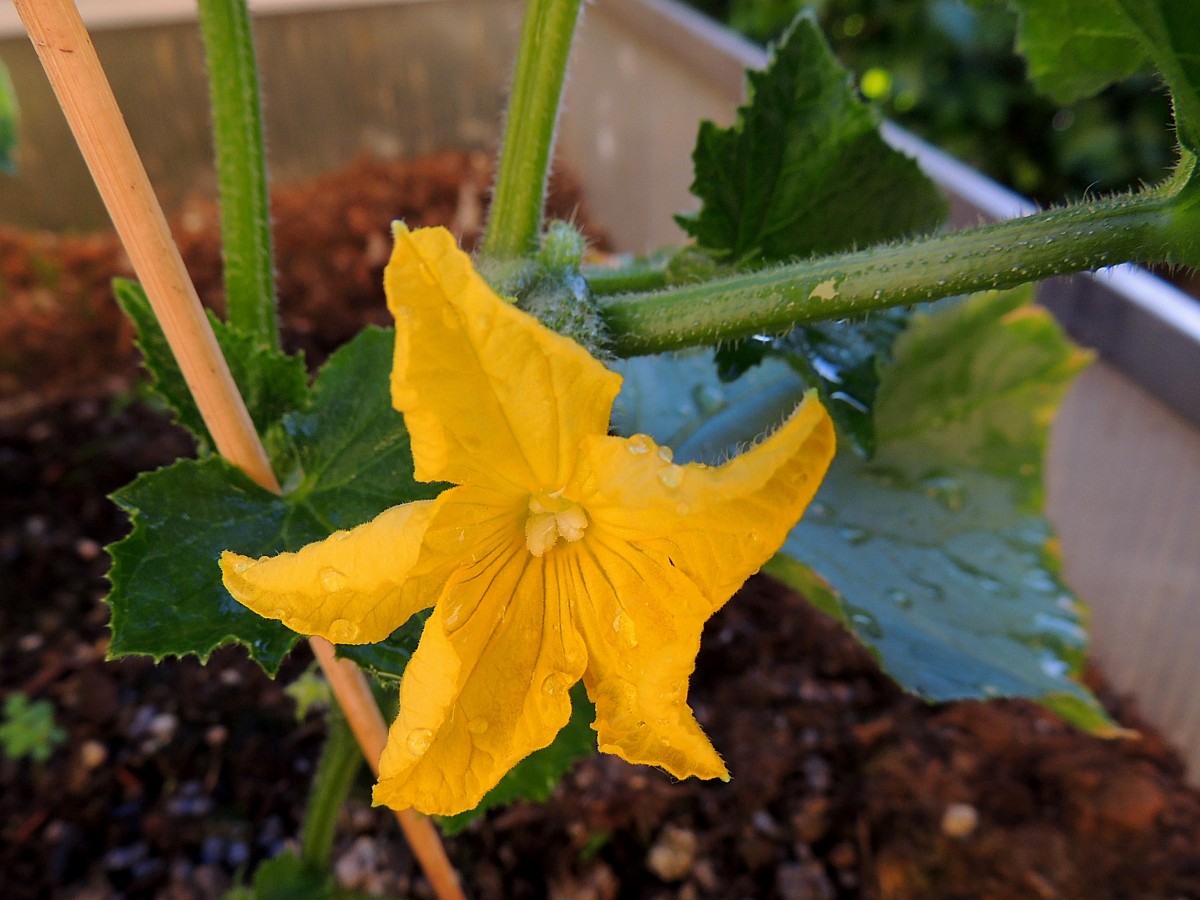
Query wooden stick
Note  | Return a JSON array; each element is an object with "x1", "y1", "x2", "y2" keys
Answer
[{"x1": 13, "y1": 3, "x2": 464, "y2": 897}]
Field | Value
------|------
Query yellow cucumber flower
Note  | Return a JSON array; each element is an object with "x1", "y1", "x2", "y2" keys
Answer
[{"x1": 220, "y1": 224, "x2": 835, "y2": 816}]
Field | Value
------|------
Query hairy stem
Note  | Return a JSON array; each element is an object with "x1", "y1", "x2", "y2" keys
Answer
[
  {"x1": 197, "y1": 0, "x2": 278, "y2": 347},
  {"x1": 602, "y1": 187, "x2": 1184, "y2": 357},
  {"x1": 481, "y1": 0, "x2": 582, "y2": 258},
  {"x1": 300, "y1": 706, "x2": 363, "y2": 873}
]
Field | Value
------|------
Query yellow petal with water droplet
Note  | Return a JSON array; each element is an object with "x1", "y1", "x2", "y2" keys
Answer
[
  {"x1": 220, "y1": 499, "x2": 443, "y2": 645},
  {"x1": 567, "y1": 534, "x2": 727, "y2": 781},
  {"x1": 577, "y1": 391, "x2": 835, "y2": 609},
  {"x1": 386, "y1": 224, "x2": 621, "y2": 492},
  {"x1": 374, "y1": 539, "x2": 587, "y2": 816}
]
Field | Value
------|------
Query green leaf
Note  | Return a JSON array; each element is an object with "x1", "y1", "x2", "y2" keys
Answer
[
  {"x1": 0, "y1": 694, "x2": 66, "y2": 764},
  {"x1": 774, "y1": 309, "x2": 910, "y2": 456},
  {"x1": 677, "y1": 12, "x2": 946, "y2": 264},
  {"x1": 778, "y1": 291, "x2": 1115, "y2": 730},
  {"x1": 246, "y1": 851, "x2": 336, "y2": 900},
  {"x1": 113, "y1": 279, "x2": 308, "y2": 453},
  {"x1": 107, "y1": 328, "x2": 437, "y2": 674},
  {"x1": 436, "y1": 684, "x2": 596, "y2": 835},
  {"x1": 612, "y1": 293, "x2": 1114, "y2": 732},
  {"x1": 0, "y1": 59, "x2": 16, "y2": 175},
  {"x1": 1002, "y1": 0, "x2": 1200, "y2": 152}
]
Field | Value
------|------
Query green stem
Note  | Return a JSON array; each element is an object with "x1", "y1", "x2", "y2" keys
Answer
[
  {"x1": 481, "y1": 0, "x2": 583, "y2": 259},
  {"x1": 601, "y1": 187, "x2": 1184, "y2": 357},
  {"x1": 197, "y1": 0, "x2": 277, "y2": 348},
  {"x1": 584, "y1": 262, "x2": 671, "y2": 296},
  {"x1": 299, "y1": 705, "x2": 363, "y2": 873}
]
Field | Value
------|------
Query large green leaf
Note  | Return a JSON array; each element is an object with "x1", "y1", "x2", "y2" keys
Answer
[
  {"x1": 612, "y1": 291, "x2": 1113, "y2": 731},
  {"x1": 0, "y1": 60, "x2": 16, "y2": 174},
  {"x1": 678, "y1": 12, "x2": 946, "y2": 264},
  {"x1": 107, "y1": 328, "x2": 436, "y2": 674},
  {"x1": 113, "y1": 278, "x2": 309, "y2": 453},
  {"x1": 1001, "y1": 0, "x2": 1200, "y2": 152}
]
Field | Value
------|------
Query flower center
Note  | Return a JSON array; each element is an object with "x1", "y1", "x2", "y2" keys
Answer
[{"x1": 525, "y1": 490, "x2": 588, "y2": 557}]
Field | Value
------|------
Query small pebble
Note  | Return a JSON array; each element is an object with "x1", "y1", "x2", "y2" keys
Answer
[
  {"x1": 204, "y1": 724, "x2": 229, "y2": 747},
  {"x1": 18, "y1": 633, "x2": 43, "y2": 652},
  {"x1": 646, "y1": 825, "x2": 698, "y2": 882},
  {"x1": 78, "y1": 739, "x2": 108, "y2": 770},
  {"x1": 74, "y1": 537, "x2": 101, "y2": 560},
  {"x1": 941, "y1": 802, "x2": 980, "y2": 838}
]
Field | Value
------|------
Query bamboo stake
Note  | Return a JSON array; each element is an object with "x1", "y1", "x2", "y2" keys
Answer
[{"x1": 13, "y1": 3, "x2": 464, "y2": 897}]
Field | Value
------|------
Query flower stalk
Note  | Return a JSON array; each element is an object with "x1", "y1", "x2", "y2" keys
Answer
[
  {"x1": 481, "y1": 0, "x2": 583, "y2": 258},
  {"x1": 196, "y1": 0, "x2": 279, "y2": 348},
  {"x1": 13, "y1": 2, "x2": 462, "y2": 896}
]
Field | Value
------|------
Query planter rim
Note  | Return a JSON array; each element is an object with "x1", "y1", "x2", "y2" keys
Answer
[{"x1": 0, "y1": 0, "x2": 444, "y2": 36}]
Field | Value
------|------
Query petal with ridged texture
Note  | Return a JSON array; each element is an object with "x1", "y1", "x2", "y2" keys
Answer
[
  {"x1": 220, "y1": 500, "x2": 441, "y2": 645},
  {"x1": 569, "y1": 532, "x2": 727, "y2": 780},
  {"x1": 373, "y1": 526, "x2": 588, "y2": 815},
  {"x1": 577, "y1": 392, "x2": 835, "y2": 609},
  {"x1": 386, "y1": 224, "x2": 621, "y2": 493}
]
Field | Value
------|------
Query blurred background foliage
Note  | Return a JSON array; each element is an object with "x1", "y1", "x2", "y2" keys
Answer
[{"x1": 685, "y1": 0, "x2": 1175, "y2": 205}]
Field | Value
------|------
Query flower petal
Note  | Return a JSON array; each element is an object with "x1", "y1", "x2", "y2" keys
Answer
[
  {"x1": 373, "y1": 528, "x2": 587, "y2": 816},
  {"x1": 577, "y1": 391, "x2": 835, "y2": 609},
  {"x1": 220, "y1": 500, "x2": 442, "y2": 645},
  {"x1": 569, "y1": 532, "x2": 727, "y2": 780},
  {"x1": 386, "y1": 224, "x2": 621, "y2": 492}
]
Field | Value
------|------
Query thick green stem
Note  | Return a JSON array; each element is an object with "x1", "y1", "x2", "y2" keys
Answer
[
  {"x1": 601, "y1": 188, "x2": 1183, "y2": 357},
  {"x1": 299, "y1": 706, "x2": 363, "y2": 873},
  {"x1": 197, "y1": 0, "x2": 277, "y2": 348},
  {"x1": 481, "y1": 0, "x2": 582, "y2": 259}
]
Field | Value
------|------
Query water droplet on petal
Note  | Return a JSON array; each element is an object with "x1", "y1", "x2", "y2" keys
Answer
[
  {"x1": 328, "y1": 619, "x2": 359, "y2": 642},
  {"x1": 626, "y1": 434, "x2": 654, "y2": 455},
  {"x1": 406, "y1": 728, "x2": 433, "y2": 756},
  {"x1": 611, "y1": 612, "x2": 638, "y2": 648},
  {"x1": 331, "y1": 530, "x2": 351, "y2": 542},
  {"x1": 657, "y1": 445, "x2": 674, "y2": 463},
  {"x1": 269, "y1": 608, "x2": 288, "y2": 620},
  {"x1": 675, "y1": 502, "x2": 690, "y2": 516},
  {"x1": 232, "y1": 558, "x2": 254, "y2": 574},
  {"x1": 319, "y1": 567, "x2": 347, "y2": 591},
  {"x1": 541, "y1": 672, "x2": 571, "y2": 697},
  {"x1": 468, "y1": 719, "x2": 489, "y2": 735},
  {"x1": 658, "y1": 465, "x2": 684, "y2": 489}
]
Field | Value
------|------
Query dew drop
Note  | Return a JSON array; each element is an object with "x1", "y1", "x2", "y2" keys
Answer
[
  {"x1": 849, "y1": 610, "x2": 883, "y2": 639},
  {"x1": 331, "y1": 529, "x2": 351, "y2": 542},
  {"x1": 269, "y1": 608, "x2": 288, "y2": 620},
  {"x1": 658, "y1": 465, "x2": 684, "y2": 489},
  {"x1": 406, "y1": 728, "x2": 433, "y2": 756},
  {"x1": 611, "y1": 612, "x2": 639, "y2": 648},
  {"x1": 542, "y1": 672, "x2": 571, "y2": 697},
  {"x1": 657, "y1": 445, "x2": 674, "y2": 463},
  {"x1": 886, "y1": 589, "x2": 913, "y2": 609},
  {"x1": 319, "y1": 567, "x2": 347, "y2": 591},
  {"x1": 839, "y1": 526, "x2": 870, "y2": 546},
  {"x1": 232, "y1": 558, "x2": 254, "y2": 574},
  {"x1": 468, "y1": 719, "x2": 489, "y2": 735},
  {"x1": 626, "y1": 434, "x2": 654, "y2": 455},
  {"x1": 693, "y1": 384, "x2": 726, "y2": 415},
  {"x1": 328, "y1": 619, "x2": 359, "y2": 642},
  {"x1": 675, "y1": 502, "x2": 690, "y2": 516}
]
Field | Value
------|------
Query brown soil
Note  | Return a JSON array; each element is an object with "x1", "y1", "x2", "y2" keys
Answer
[{"x1": 2, "y1": 152, "x2": 1200, "y2": 899}]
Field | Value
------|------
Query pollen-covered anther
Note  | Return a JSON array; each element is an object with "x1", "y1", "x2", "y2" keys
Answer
[{"x1": 525, "y1": 490, "x2": 589, "y2": 557}]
